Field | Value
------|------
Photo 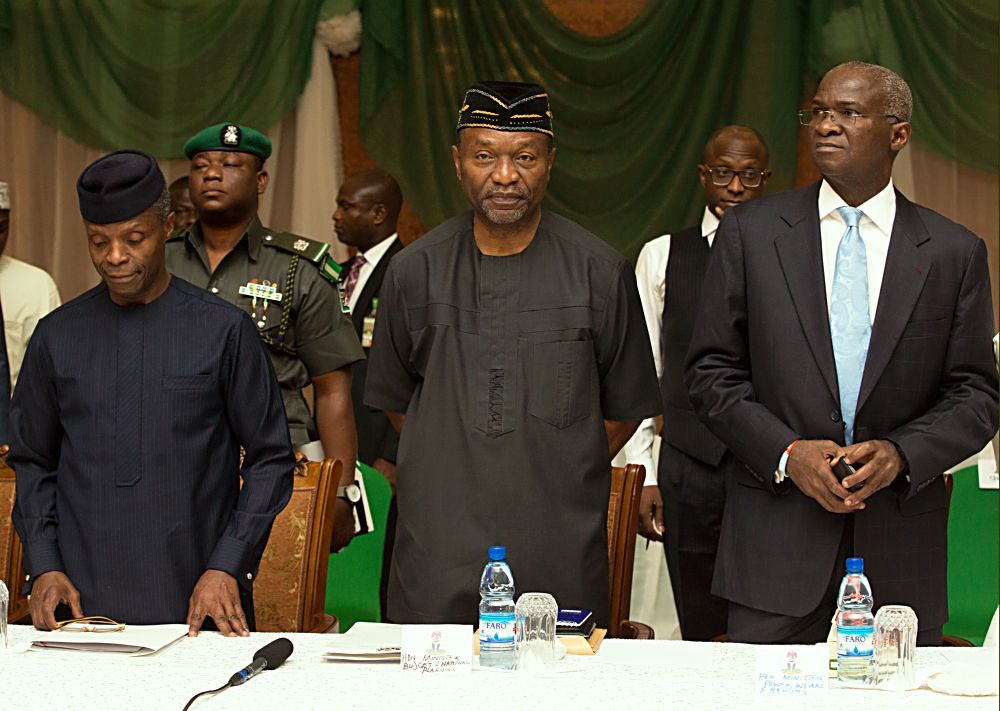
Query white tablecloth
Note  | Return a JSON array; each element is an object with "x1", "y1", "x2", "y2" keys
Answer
[{"x1": 2, "y1": 625, "x2": 996, "y2": 710}]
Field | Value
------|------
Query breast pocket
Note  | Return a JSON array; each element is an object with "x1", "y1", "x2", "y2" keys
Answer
[
  {"x1": 162, "y1": 374, "x2": 214, "y2": 391},
  {"x1": 526, "y1": 339, "x2": 596, "y2": 429}
]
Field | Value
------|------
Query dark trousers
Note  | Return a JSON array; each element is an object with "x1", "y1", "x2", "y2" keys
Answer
[
  {"x1": 726, "y1": 515, "x2": 943, "y2": 646},
  {"x1": 379, "y1": 496, "x2": 397, "y2": 621},
  {"x1": 658, "y1": 441, "x2": 729, "y2": 641}
]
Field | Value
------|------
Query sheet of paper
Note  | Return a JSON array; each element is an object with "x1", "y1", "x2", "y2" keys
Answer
[
  {"x1": 29, "y1": 624, "x2": 188, "y2": 656},
  {"x1": 324, "y1": 621, "x2": 402, "y2": 661},
  {"x1": 755, "y1": 645, "x2": 828, "y2": 695},
  {"x1": 328, "y1": 622, "x2": 401, "y2": 650},
  {"x1": 400, "y1": 624, "x2": 472, "y2": 674},
  {"x1": 978, "y1": 450, "x2": 998, "y2": 489}
]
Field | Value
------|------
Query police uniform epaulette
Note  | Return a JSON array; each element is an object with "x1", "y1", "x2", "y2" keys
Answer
[{"x1": 263, "y1": 231, "x2": 343, "y2": 282}]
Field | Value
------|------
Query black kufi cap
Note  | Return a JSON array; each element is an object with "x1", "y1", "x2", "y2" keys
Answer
[
  {"x1": 457, "y1": 80, "x2": 553, "y2": 137},
  {"x1": 77, "y1": 149, "x2": 166, "y2": 224}
]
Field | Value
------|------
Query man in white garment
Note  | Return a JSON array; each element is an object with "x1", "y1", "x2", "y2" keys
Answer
[
  {"x1": 623, "y1": 126, "x2": 770, "y2": 640},
  {"x1": 0, "y1": 181, "x2": 61, "y2": 386}
]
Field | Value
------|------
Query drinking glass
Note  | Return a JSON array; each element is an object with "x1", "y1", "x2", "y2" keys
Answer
[
  {"x1": 874, "y1": 605, "x2": 918, "y2": 689},
  {"x1": 0, "y1": 579, "x2": 9, "y2": 649},
  {"x1": 515, "y1": 592, "x2": 558, "y2": 670}
]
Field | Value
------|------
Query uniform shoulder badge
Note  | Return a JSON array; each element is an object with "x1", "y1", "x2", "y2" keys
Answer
[{"x1": 264, "y1": 231, "x2": 343, "y2": 284}]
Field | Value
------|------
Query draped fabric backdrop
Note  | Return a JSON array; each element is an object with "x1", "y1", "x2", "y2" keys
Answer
[
  {"x1": 359, "y1": 0, "x2": 998, "y2": 259},
  {"x1": 360, "y1": 0, "x2": 807, "y2": 258},
  {"x1": 0, "y1": 0, "x2": 360, "y2": 300},
  {"x1": 0, "y1": 0, "x2": 323, "y2": 157},
  {"x1": 806, "y1": 0, "x2": 998, "y2": 173},
  {"x1": 0, "y1": 0, "x2": 995, "y2": 300}
]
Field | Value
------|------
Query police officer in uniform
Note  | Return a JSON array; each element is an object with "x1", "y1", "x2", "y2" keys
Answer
[{"x1": 166, "y1": 123, "x2": 365, "y2": 551}]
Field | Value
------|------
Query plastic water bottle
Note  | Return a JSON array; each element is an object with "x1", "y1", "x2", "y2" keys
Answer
[
  {"x1": 478, "y1": 545, "x2": 515, "y2": 669},
  {"x1": 837, "y1": 557, "x2": 875, "y2": 684}
]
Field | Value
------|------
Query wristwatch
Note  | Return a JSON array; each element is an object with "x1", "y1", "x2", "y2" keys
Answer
[{"x1": 336, "y1": 483, "x2": 362, "y2": 504}]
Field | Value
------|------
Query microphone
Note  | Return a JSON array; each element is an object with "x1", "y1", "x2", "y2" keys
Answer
[
  {"x1": 228, "y1": 638, "x2": 294, "y2": 686},
  {"x1": 183, "y1": 638, "x2": 295, "y2": 710}
]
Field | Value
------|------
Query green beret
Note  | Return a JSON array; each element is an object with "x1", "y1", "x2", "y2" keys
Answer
[{"x1": 183, "y1": 122, "x2": 272, "y2": 161}]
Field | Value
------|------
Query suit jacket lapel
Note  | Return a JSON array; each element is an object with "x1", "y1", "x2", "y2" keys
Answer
[
  {"x1": 774, "y1": 183, "x2": 840, "y2": 404},
  {"x1": 856, "y1": 192, "x2": 930, "y2": 412}
]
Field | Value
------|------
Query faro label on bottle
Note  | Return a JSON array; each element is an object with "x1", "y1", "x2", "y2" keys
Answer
[
  {"x1": 479, "y1": 612, "x2": 515, "y2": 644},
  {"x1": 837, "y1": 625, "x2": 874, "y2": 657}
]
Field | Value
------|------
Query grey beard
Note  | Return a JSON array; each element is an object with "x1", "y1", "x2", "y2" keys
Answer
[{"x1": 480, "y1": 201, "x2": 530, "y2": 225}]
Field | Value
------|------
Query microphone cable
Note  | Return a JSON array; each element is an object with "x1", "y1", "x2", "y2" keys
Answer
[
  {"x1": 181, "y1": 637, "x2": 293, "y2": 709},
  {"x1": 182, "y1": 681, "x2": 232, "y2": 711}
]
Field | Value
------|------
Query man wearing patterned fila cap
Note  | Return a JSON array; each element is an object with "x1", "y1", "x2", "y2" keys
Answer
[
  {"x1": 166, "y1": 122, "x2": 364, "y2": 552},
  {"x1": 365, "y1": 81, "x2": 660, "y2": 625}
]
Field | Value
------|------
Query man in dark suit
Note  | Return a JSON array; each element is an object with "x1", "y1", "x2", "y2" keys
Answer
[
  {"x1": 686, "y1": 61, "x2": 998, "y2": 645},
  {"x1": 627, "y1": 125, "x2": 771, "y2": 641},
  {"x1": 333, "y1": 169, "x2": 404, "y2": 616}
]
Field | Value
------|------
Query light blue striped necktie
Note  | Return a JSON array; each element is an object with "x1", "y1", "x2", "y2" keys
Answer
[{"x1": 830, "y1": 206, "x2": 871, "y2": 445}]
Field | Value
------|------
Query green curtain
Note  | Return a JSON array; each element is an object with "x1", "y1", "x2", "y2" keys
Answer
[
  {"x1": 360, "y1": 0, "x2": 998, "y2": 253},
  {"x1": 360, "y1": 0, "x2": 808, "y2": 257},
  {"x1": 0, "y1": 0, "x2": 324, "y2": 157}
]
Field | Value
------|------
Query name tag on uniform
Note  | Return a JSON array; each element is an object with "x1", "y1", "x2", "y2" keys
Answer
[
  {"x1": 239, "y1": 282, "x2": 283, "y2": 302},
  {"x1": 337, "y1": 282, "x2": 351, "y2": 314}
]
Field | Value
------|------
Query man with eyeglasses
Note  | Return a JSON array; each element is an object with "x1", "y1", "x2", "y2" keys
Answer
[
  {"x1": 686, "y1": 61, "x2": 997, "y2": 644},
  {"x1": 624, "y1": 125, "x2": 770, "y2": 641}
]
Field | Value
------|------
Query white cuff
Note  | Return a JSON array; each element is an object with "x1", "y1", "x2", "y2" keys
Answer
[{"x1": 775, "y1": 449, "x2": 790, "y2": 484}]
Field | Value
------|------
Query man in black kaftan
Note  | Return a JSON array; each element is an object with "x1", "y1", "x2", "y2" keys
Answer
[{"x1": 365, "y1": 82, "x2": 660, "y2": 626}]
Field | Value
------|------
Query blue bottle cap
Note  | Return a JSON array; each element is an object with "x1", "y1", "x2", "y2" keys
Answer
[
  {"x1": 846, "y1": 557, "x2": 864, "y2": 573},
  {"x1": 488, "y1": 545, "x2": 506, "y2": 561}
]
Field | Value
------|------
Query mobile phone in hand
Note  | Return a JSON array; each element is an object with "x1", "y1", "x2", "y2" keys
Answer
[{"x1": 832, "y1": 457, "x2": 863, "y2": 492}]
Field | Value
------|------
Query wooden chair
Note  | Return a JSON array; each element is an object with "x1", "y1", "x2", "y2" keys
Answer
[
  {"x1": 941, "y1": 634, "x2": 974, "y2": 647},
  {"x1": 618, "y1": 620, "x2": 655, "y2": 640},
  {"x1": 254, "y1": 454, "x2": 342, "y2": 633},
  {"x1": 0, "y1": 445, "x2": 30, "y2": 623},
  {"x1": 607, "y1": 463, "x2": 652, "y2": 638}
]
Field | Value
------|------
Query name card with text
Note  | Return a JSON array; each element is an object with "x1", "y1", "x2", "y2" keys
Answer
[
  {"x1": 755, "y1": 645, "x2": 829, "y2": 695},
  {"x1": 400, "y1": 625, "x2": 473, "y2": 674},
  {"x1": 978, "y1": 451, "x2": 998, "y2": 490}
]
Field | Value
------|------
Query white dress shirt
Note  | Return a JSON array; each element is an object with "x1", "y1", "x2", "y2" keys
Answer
[
  {"x1": 776, "y1": 179, "x2": 897, "y2": 477},
  {"x1": 346, "y1": 233, "x2": 398, "y2": 314},
  {"x1": 818, "y1": 179, "x2": 895, "y2": 324},
  {"x1": 621, "y1": 208, "x2": 720, "y2": 486},
  {"x1": 0, "y1": 254, "x2": 60, "y2": 386}
]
